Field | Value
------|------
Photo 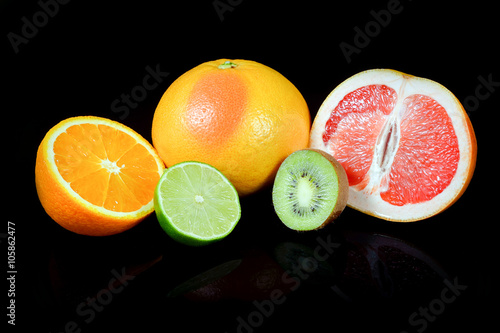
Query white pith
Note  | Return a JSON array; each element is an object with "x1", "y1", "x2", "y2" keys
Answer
[
  {"x1": 310, "y1": 69, "x2": 475, "y2": 221},
  {"x1": 100, "y1": 159, "x2": 122, "y2": 174}
]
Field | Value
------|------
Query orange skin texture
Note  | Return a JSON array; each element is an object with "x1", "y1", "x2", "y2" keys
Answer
[{"x1": 152, "y1": 59, "x2": 311, "y2": 196}]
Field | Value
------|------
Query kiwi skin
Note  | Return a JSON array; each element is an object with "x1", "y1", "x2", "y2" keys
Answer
[{"x1": 305, "y1": 149, "x2": 349, "y2": 229}]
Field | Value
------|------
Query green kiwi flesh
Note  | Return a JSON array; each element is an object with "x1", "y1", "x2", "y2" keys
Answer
[{"x1": 272, "y1": 149, "x2": 349, "y2": 231}]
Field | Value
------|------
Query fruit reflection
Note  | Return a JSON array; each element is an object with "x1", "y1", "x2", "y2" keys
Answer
[
  {"x1": 169, "y1": 230, "x2": 449, "y2": 308},
  {"x1": 334, "y1": 230, "x2": 450, "y2": 304}
]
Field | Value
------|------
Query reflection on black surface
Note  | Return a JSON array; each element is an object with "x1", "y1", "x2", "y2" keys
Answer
[
  {"x1": 335, "y1": 230, "x2": 449, "y2": 305},
  {"x1": 166, "y1": 230, "x2": 449, "y2": 305},
  {"x1": 160, "y1": 229, "x2": 450, "y2": 332},
  {"x1": 35, "y1": 221, "x2": 463, "y2": 332}
]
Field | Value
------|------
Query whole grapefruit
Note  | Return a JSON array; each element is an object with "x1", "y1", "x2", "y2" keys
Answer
[{"x1": 152, "y1": 59, "x2": 311, "y2": 195}]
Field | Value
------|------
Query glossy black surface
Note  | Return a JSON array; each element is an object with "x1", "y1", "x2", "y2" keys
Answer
[{"x1": 3, "y1": 1, "x2": 496, "y2": 332}]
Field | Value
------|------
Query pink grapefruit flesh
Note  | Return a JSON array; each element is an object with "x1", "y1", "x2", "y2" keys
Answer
[{"x1": 310, "y1": 69, "x2": 476, "y2": 222}]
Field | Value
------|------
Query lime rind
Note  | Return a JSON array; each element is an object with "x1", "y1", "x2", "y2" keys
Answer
[{"x1": 154, "y1": 161, "x2": 241, "y2": 246}]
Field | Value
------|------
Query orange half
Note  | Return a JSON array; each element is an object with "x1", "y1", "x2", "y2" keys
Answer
[
  {"x1": 310, "y1": 69, "x2": 477, "y2": 221},
  {"x1": 35, "y1": 116, "x2": 165, "y2": 235}
]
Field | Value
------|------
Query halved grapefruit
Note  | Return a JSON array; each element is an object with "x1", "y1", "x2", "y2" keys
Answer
[{"x1": 310, "y1": 69, "x2": 477, "y2": 222}]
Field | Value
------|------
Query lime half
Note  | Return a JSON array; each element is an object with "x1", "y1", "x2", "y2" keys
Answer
[{"x1": 154, "y1": 161, "x2": 241, "y2": 246}]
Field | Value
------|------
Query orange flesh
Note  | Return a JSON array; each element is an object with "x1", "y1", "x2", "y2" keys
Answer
[
  {"x1": 53, "y1": 123, "x2": 161, "y2": 212},
  {"x1": 323, "y1": 85, "x2": 459, "y2": 206}
]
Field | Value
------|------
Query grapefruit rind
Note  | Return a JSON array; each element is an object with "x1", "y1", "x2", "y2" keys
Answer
[{"x1": 310, "y1": 69, "x2": 476, "y2": 222}]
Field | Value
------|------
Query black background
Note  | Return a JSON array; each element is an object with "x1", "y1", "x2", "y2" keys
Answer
[{"x1": 2, "y1": 0, "x2": 497, "y2": 332}]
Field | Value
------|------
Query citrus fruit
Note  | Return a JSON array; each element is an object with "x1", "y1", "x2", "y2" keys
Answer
[
  {"x1": 35, "y1": 116, "x2": 165, "y2": 236},
  {"x1": 154, "y1": 161, "x2": 241, "y2": 246},
  {"x1": 310, "y1": 69, "x2": 477, "y2": 222},
  {"x1": 272, "y1": 149, "x2": 349, "y2": 231},
  {"x1": 151, "y1": 59, "x2": 311, "y2": 196}
]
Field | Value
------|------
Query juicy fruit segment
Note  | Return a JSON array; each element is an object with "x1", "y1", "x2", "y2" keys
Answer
[
  {"x1": 53, "y1": 123, "x2": 160, "y2": 211},
  {"x1": 327, "y1": 87, "x2": 459, "y2": 206},
  {"x1": 323, "y1": 84, "x2": 396, "y2": 144},
  {"x1": 272, "y1": 149, "x2": 348, "y2": 231},
  {"x1": 154, "y1": 161, "x2": 241, "y2": 246},
  {"x1": 383, "y1": 94, "x2": 459, "y2": 205},
  {"x1": 35, "y1": 116, "x2": 165, "y2": 236},
  {"x1": 152, "y1": 59, "x2": 310, "y2": 196},
  {"x1": 310, "y1": 69, "x2": 476, "y2": 221}
]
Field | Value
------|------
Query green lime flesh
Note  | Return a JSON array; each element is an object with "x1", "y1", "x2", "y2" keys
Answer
[
  {"x1": 154, "y1": 161, "x2": 241, "y2": 246},
  {"x1": 272, "y1": 150, "x2": 340, "y2": 231}
]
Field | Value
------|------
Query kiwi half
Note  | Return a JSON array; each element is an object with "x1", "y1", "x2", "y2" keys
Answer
[{"x1": 272, "y1": 149, "x2": 349, "y2": 231}]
